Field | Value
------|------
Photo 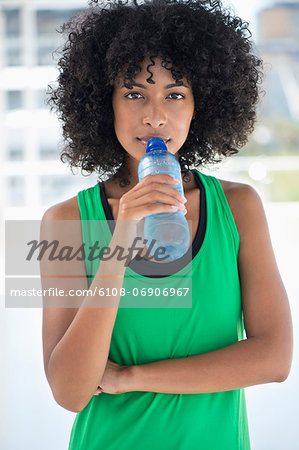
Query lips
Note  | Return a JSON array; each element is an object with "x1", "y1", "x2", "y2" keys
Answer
[{"x1": 137, "y1": 136, "x2": 170, "y2": 145}]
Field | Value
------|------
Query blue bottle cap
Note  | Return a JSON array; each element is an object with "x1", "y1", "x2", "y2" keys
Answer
[{"x1": 146, "y1": 137, "x2": 167, "y2": 153}]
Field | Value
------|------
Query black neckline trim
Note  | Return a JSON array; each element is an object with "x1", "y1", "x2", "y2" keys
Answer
[{"x1": 98, "y1": 169, "x2": 206, "y2": 278}]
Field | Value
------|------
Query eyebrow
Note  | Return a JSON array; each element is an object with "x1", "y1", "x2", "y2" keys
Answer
[{"x1": 121, "y1": 82, "x2": 190, "y2": 89}]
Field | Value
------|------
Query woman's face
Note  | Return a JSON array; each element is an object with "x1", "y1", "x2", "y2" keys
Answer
[{"x1": 112, "y1": 56, "x2": 194, "y2": 166}]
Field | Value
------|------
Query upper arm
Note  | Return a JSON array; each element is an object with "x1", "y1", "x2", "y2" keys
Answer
[
  {"x1": 41, "y1": 197, "x2": 88, "y2": 381},
  {"x1": 229, "y1": 183, "x2": 293, "y2": 378}
]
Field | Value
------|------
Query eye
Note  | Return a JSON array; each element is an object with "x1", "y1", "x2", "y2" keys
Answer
[
  {"x1": 125, "y1": 92, "x2": 143, "y2": 100},
  {"x1": 167, "y1": 93, "x2": 185, "y2": 100}
]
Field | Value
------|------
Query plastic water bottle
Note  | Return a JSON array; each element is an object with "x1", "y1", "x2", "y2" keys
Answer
[{"x1": 137, "y1": 137, "x2": 190, "y2": 261}]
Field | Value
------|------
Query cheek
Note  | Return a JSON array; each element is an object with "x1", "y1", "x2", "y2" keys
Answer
[
  {"x1": 175, "y1": 100, "x2": 194, "y2": 124},
  {"x1": 113, "y1": 107, "x2": 135, "y2": 143},
  {"x1": 114, "y1": 103, "x2": 130, "y2": 123},
  {"x1": 113, "y1": 106, "x2": 126, "y2": 131},
  {"x1": 177, "y1": 110, "x2": 194, "y2": 134},
  {"x1": 117, "y1": 111, "x2": 138, "y2": 140}
]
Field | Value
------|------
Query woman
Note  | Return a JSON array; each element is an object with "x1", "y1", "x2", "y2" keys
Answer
[{"x1": 41, "y1": 1, "x2": 293, "y2": 448}]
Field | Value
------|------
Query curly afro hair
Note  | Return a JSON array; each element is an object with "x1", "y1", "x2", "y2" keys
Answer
[{"x1": 47, "y1": 0, "x2": 264, "y2": 186}]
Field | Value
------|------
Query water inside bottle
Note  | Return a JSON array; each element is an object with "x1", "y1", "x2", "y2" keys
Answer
[{"x1": 144, "y1": 217, "x2": 190, "y2": 261}]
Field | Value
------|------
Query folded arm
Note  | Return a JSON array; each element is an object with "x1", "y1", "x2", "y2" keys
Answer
[{"x1": 124, "y1": 184, "x2": 293, "y2": 395}]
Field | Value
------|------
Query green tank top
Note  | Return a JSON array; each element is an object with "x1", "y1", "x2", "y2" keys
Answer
[{"x1": 68, "y1": 169, "x2": 250, "y2": 450}]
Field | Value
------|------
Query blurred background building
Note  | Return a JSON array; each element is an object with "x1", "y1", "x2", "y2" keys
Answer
[
  {"x1": 242, "y1": 0, "x2": 299, "y2": 202},
  {"x1": 0, "y1": 1, "x2": 298, "y2": 449},
  {"x1": 258, "y1": 0, "x2": 299, "y2": 122},
  {"x1": 0, "y1": 0, "x2": 299, "y2": 219},
  {"x1": 0, "y1": 0, "x2": 94, "y2": 221}
]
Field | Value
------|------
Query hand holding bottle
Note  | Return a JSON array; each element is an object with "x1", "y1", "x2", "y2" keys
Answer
[
  {"x1": 109, "y1": 174, "x2": 187, "y2": 263},
  {"x1": 137, "y1": 137, "x2": 190, "y2": 261}
]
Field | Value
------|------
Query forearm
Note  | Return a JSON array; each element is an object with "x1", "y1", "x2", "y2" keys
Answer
[
  {"x1": 47, "y1": 255, "x2": 126, "y2": 412},
  {"x1": 128, "y1": 337, "x2": 285, "y2": 394}
]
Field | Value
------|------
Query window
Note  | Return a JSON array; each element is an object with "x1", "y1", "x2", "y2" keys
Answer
[
  {"x1": 35, "y1": 9, "x2": 85, "y2": 66},
  {"x1": 39, "y1": 144, "x2": 58, "y2": 160},
  {"x1": 263, "y1": 68, "x2": 290, "y2": 118},
  {"x1": 37, "y1": 127, "x2": 59, "y2": 160},
  {"x1": 40, "y1": 175, "x2": 76, "y2": 204},
  {"x1": 3, "y1": 9, "x2": 22, "y2": 66},
  {"x1": 7, "y1": 91, "x2": 23, "y2": 110},
  {"x1": 5, "y1": 129, "x2": 25, "y2": 161},
  {"x1": 3, "y1": 9, "x2": 21, "y2": 36},
  {"x1": 5, "y1": 46, "x2": 22, "y2": 66},
  {"x1": 35, "y1": 89, "x2": 49, "y2": 109},
  {"x1": 7, "y1": 176, "x2": 25, "y2": 206}
]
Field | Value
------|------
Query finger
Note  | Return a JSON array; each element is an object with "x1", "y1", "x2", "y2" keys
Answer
[
  {"x1": 125, "y1": 191, "x2": 186, "y2": 211},
  {"x1": 126, "y1": 202, "x2": 183, "y2": 221},
  {"x1": 127, "y1": 182, "x2": 186, "y2": 205},
  {"x1": 130, "y1": 174, "x2": 179, "y2": 193}
]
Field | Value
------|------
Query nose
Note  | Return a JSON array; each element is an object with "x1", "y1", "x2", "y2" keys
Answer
[{"x1": 142, "y1": 100, "x2": 167, "y2": 128}]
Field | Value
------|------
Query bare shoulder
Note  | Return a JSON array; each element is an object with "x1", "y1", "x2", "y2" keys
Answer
[
  {"x1": 216, "y1": 178, "x2": 260, "y2": 236},
  {"x1": 42, "y1": 195, "x2": 80, "y2": 221},
  {"x1": 218, "y1": 177, "x2": 256, "y2": 197}
]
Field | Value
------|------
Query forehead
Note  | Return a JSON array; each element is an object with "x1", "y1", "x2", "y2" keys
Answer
[
  {"x1": 115, "y1": 56, "x2": 190, "y2": 87},
  {"x1": 137, "y1": 56, "x2": 171, "y2": 74}
]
